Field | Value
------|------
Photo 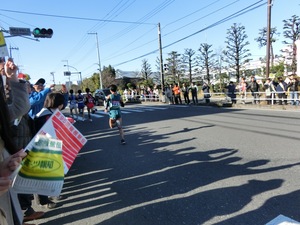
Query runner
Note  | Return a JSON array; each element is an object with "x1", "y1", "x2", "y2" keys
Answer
[{"x1": 104, "y1": 84, "x2": 126, "y2": 145}]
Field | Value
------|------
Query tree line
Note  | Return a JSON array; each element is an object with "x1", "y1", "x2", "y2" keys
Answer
[{"x1": 80, "y1": 15, "x2": 300, "y2": 93}]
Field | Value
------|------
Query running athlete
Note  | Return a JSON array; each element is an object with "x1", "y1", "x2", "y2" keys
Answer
[
  {"x1": 77, "y1": 90, "x2": 85, "y2": 121},
  {"x1": 104, "y1": 84, "x2": 126, "y2": 144}
]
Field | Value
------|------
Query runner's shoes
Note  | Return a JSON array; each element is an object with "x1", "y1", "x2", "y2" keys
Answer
[{"x1": 121, "y1": 139, "x2": 126, "y2": 145}]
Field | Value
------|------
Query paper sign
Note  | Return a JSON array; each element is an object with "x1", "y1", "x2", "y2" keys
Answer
[
  {"x1": 13, "y1": 135, "x2": 65, "y2": 196},
  {"x1": 30, "y1": 109, "x2": 87, "y2": 174},
  {"x1": 0, "y1": 32, "x2": 9, "y2": 57},
  {"x1": 12, "y1": 110, "x2": 87, "y2": 196}
]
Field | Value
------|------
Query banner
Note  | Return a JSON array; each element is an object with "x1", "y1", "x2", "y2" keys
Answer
[
  {"x1": 0, "y1": 32, "x2": 9, "y2": 57},
  {"x1": 12, "y1": 110, "x2": 87, "y2": 196},
  {"x1": 13, "y1": 135, "x2": 64, "y2": 196},
  {"x1": 33, "y1": 109, "x2": 87, "y2": 173}
]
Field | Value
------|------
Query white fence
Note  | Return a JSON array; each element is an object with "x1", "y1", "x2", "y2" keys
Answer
[{"x1": 123, "y1": 91, "x2": 300, "y2": 106}]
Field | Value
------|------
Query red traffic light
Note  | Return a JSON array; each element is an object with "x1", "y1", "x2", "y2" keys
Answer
[{"x1": 33, "y1": 28, "x2": 53, "y2": 38}]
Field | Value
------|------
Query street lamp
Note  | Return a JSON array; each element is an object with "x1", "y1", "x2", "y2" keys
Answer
[
  {"x1": 62, "y1": 60, "x2": 71, "y2": 90},
  {"x1": 88, "y1": 32, "x2": 103, "y2": 89},
  {"x1": 63, "y1": 65, "x2": 83, "y2": 89}
]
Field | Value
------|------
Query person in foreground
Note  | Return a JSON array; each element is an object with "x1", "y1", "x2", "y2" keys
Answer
[
  {"x1": 34, "y1": 92, "x2": 66, "y2": 209},
  {"x1": 0, "y1": 57, "x2": 30, "y2": 225},
  {"x1": 104, "y1": 84, "x2": 126, "y2": 145}
]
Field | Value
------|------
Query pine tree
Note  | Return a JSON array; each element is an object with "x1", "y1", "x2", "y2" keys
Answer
[
  {"x1": 197, "y1": 43, "x2": 217, "y2": 85},
  {"x1": 182, "y1": 48, "x2": 197, "y2": 84},
  {"x1": 223, "y1": 23, "x2": 251, "y2": 82},
  {"x1": 282, "y1": 15, "x2": 300, "y2": 74},
  {"x1": 255, "y1": 27, "x2": 279, "y2": 66}
]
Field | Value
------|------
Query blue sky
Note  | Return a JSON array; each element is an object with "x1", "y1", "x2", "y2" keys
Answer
[{"x1": 0, "y1": 0, "x2": 299, "y2": 85}]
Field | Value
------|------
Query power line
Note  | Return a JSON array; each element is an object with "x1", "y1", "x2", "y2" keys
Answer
[
  {"x1": 104, "y1": 0, "x2": 239, "y2": 63},
  {"x1": 100, "y1": 0, "x2": 174, "y2": 45},
  {"x1": 0, "y1": 8, "x2": 156, "y2": 25},
  {"x1": 89, "y1": 0, "x2": 137, "y2": 32},
  {"x1": 58, "y1": 0, "x2": 175, "y2": 74},
  {"x1": 163, "y1": 0, "x2": 241, "y2": 37},
  {"x1": 113, "y1": 0, "x2": 266, "y2": 67},
  {"x1": 163, "y1": 0, "x2": 266, "y2": 49}
]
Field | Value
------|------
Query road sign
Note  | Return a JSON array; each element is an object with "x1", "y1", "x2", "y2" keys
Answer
[{"x1": 9, "y1": 27, "x2": 31, "y2": 36}]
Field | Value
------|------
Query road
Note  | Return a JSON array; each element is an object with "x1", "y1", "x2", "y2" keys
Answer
[{"x1": 33, "y1": 103, "x2": 300, "y2": 225}]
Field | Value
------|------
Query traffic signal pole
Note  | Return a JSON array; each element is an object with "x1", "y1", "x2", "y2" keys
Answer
[{"x1": 88, "y1": 32, "x2": 103, "y2": 89}]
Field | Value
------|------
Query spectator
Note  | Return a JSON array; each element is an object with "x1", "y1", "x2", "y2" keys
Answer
[
  {"x1": 12, "y1": 80, "x2": 45, "y2": 223},
  {"x1": 275, "y1": 77, "x2": 288, "y2": 105},
  {"x1": 164, "y1": 85, "x2": 172, "y2": 105},
  {"x1": 287, "y1": 76, "x2": 299, "y2": 106},
  {"x1": 172, "y1": 83, "x2": 182, "y2": 104},
  {"x1": 225, "y1": 81, "x2": 237, "y2": 104},
  {"x1": 153, "y1": 86, "x2": 159, "y2": 101},
  {"x1": 190, "y1": 82, "x2": 198, "y2": 105},
  {"x1": 182, "y1": 83, "x2": 190, "y2": 105},
  {"x1": 264, "y1": 78, "x2": 272, "y2": 105},
  {"x1": 123, "y1": 89, "x2": 129, "y2": 102},
  {"x1": 132, "y1": 89, "x2": 137, "y2": 101},
  {"x1": 202, "y1": 82, "x2": 211, "y2": 104},
  {"x1": 34, "y1": 92, "x2": 67, "y2": 209},
  {"x1": 238, "y1": 77, "x2": 248, "y2": 104},
  {"x1": 0, "y1": 57, "x2": 30, "y2": 225},
  {"x1": 60, "y1": 84, "x2": 69, "y2": 110},
  {"x1": 248, "y1": 76, "x2": 260, "y2": 104},
  {"x1": 28, "y1": 78, "x2": 55, "y2": 119}
]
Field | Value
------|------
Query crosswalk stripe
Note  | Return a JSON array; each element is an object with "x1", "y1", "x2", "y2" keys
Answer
[
  {"x1": 91, "y1": 113, "x2": 105, "y2": 118},
  {"x1": 122, "y1": 108, "x2": 144, "y2": 112},
  {"x1": 136, "y1": 106, "x2": 167, "y2": 110},
  {"x1": 89, "y1": 105, "x2": 171, "y2": 118},
  {"x1": 94, "y1": 111, "x2": 108, "y2": 115}
]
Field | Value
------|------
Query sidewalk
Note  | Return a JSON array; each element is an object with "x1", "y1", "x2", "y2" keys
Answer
[{"x1": 141, "y1": 99, "x2": 300, "y2": 112}]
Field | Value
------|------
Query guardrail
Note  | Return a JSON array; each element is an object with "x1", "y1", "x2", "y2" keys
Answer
[
  {"x1": 122, "y1": 91, "x2": 300, "y2": 106},
  {"x1": 210, "y1": 91, "x2": 299, "y2": 106}
]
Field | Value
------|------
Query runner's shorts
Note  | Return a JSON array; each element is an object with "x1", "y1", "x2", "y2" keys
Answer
[{"x1": 109, "y1": 109, "x2": 121, "y2": 120}]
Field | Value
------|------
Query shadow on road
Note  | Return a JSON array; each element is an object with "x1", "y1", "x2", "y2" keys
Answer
[{"x1": 39, "y1": 106, "x2": 300, "y2": 225}]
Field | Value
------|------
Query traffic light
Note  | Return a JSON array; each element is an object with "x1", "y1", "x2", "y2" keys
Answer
[
  {"x1": 64, "y1": 71, "x2": 71, "y2": 76},
  {"x1": 32, "y1": 28, "x2": 53, "y2": 38},
  {"x1": 164, "y1": 64, "x2": 169, "y2": 72}
]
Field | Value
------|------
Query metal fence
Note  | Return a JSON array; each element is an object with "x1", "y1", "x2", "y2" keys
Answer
[{"x1": 123, "y1": 91, "x2": 300, "y2": 106}]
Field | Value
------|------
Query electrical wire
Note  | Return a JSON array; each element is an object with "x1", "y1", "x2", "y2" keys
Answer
[
  {"x1": 0, "y1": 8, "x2": 156, "y2": 25},
  {"x1": 100, "y1": 0, "x2": 174, "y2": 45},
  {"x1": 104, "y1": 0, "x2": 234, "y2": 63},
  {"x1": 0, "y1": 0, "x2": 266, "y2": 79},
  {"x1": 113, "y1": 0, "x2": 266, "y2": 67}
]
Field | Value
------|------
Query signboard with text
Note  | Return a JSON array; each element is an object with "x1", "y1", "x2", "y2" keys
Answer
[{"x1": 9, "y1": 27, "x2": 31, "y2": 36}]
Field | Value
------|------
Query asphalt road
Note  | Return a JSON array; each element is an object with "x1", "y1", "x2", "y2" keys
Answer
[{"x1": 32, "y1": 103, "x2": 300, "y2": 225}]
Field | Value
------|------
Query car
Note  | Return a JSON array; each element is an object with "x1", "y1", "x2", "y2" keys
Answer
[{"x1": 94, "y1": 88, "x2": 111, "y2": 106}]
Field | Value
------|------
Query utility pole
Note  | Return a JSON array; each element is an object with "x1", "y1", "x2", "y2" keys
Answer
[
  {"x1": 50, "y1": 72, "x2": 55, "y2": 84},
  {"x1": 9, "y1": 46, "x2": 19, "y2": 58},
  {"x1": 62, "y1": 60, "x2": 71, "y2": 90},
  {"x1": 266, "y1": 0, "x2": 272, "y2": 78},
  {"x1": 158, "y1": 23, "x2": 165, "y2": 93},
  {"x1": 88, "y1": 32, "x2": 103, "y2": 89}
]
